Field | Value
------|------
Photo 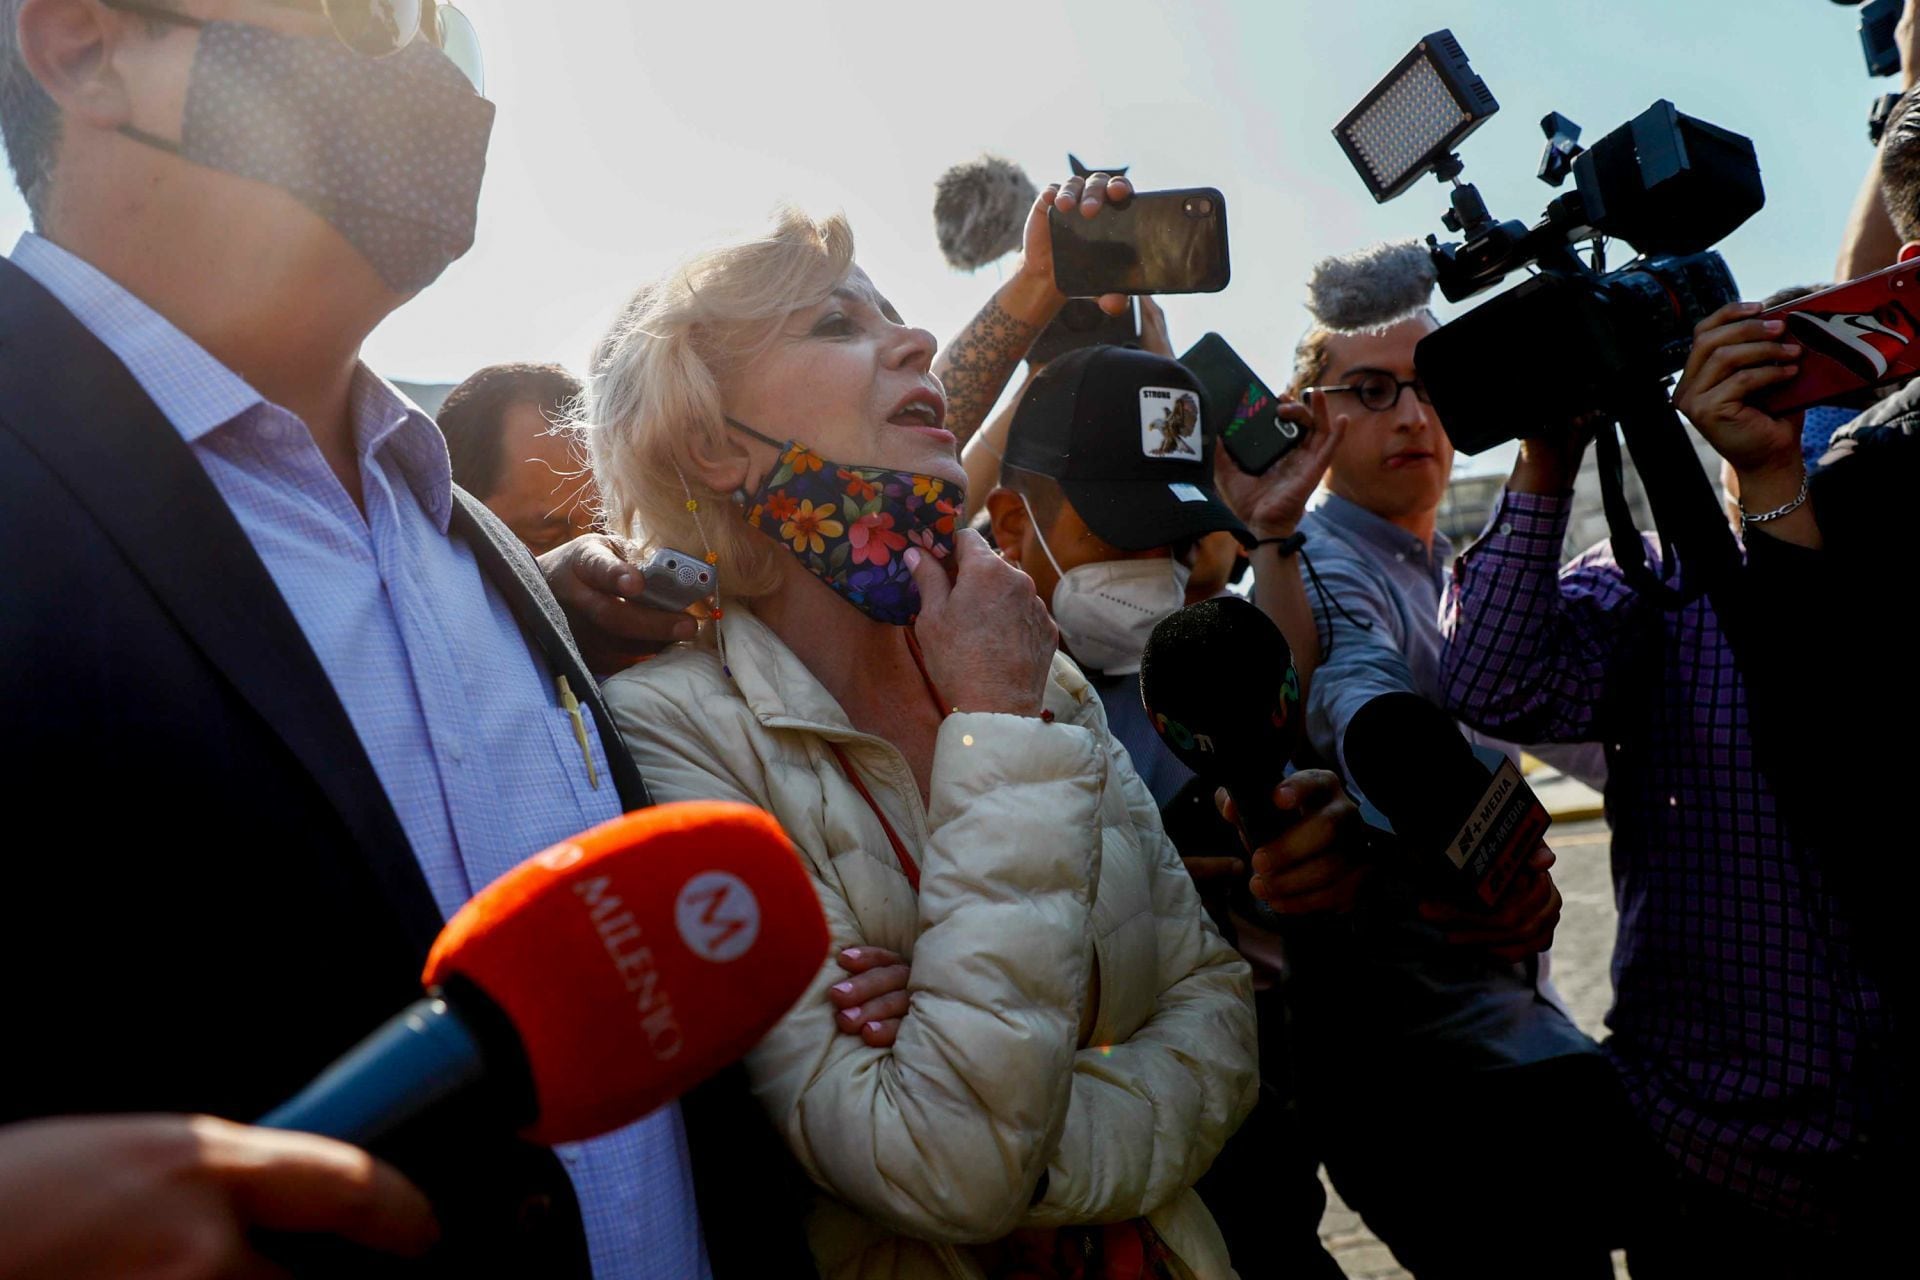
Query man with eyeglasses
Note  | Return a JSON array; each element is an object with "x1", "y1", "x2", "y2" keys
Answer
[
  {"x1": 1261, "y1": 245, "x2": 1630, "y2": 1279},
  {"x1": 0, "y1": 2, "x2": 797, "y2": 1276}
]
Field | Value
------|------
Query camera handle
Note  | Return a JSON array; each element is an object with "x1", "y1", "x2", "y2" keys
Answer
[
  {"x1": 1597, "y1": 379, "x2": 1791, "y2": 806},
  {"x1": 1592, "y1": 381, "x2": 1743, "y2": 609},
  {"x1": 1599, "y1": 381, "x2": 1823, "y2": 866}
]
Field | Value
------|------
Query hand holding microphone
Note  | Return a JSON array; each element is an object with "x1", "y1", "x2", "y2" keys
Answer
[
  {"x1": 1216, "y1": 771, "x2": 1365, "y2": 912},
  {"x1": 1140, "y1": 596, "x2": 1366, "y2": 912},
  {"x1": 1419, "y1": 844, "x2": 1564, "y2": 962},
  {"x1": 0, "y1": 802, "x2": 826, "y2": 1275}
]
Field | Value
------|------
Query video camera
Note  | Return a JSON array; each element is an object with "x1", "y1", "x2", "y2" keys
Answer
[
  {"x1": 1333, "y1": 30, "x2": 1767, "y2": 607},
  {"x1": 1333, "y1": 31, "x2": 1765, "y2": 453}
]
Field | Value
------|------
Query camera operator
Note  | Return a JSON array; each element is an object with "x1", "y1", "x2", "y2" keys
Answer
[{"x1": 1439, "y1": 291, "x2": 1904, "y2": 1271}]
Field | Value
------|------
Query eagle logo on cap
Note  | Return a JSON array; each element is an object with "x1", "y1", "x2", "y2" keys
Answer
[{"x1": 1140, "y1": 388, "x2": 1202, "y2": 461}]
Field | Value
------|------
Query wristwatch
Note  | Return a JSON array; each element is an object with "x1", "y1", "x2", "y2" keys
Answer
[{"x1": 1870, "y1": 91, "x2": 1904, "y2": 146}]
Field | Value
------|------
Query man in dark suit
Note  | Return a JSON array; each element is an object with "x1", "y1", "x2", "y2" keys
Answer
[{"x1": 0, "y1": 2, "x2": 803, "y2": 1275}]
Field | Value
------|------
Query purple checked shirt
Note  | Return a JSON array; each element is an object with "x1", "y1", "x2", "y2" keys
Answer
[{"x1": 1439, "y1": 489, "x2": 1890, "y2": 1223}]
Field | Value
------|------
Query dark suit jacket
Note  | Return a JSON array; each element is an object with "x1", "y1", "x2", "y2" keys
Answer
[{"x1": 0, "y1": 257, "x2": 810, "y2": 1276}]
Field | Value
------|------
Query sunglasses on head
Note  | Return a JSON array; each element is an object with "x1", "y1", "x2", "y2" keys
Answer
[{"x1": 102, "y1": 1, "x2": 485, "y2": 92}]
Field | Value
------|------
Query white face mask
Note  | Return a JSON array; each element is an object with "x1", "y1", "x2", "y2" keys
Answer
[{"x1": 1022, "y1": 495, "x2": 1189, "y2": 675}]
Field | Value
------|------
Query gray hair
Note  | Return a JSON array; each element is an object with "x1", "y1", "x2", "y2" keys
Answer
[{"x1": 0, "y1": 0, "x2": 60, "y2": 223}]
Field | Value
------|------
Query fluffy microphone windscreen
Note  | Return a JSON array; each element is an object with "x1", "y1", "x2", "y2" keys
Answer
[
  {"x1": 1305, "y1": 240, "x2": 1439, "y2": 333},
  {"x1": 1343, "y1": 693, "x2": 1490, "y2": 849},
  {"x1": 1139, "y1": 597, "x2": 1301, "y2": 786},
  {"x1": 933, "y1": 156, "x2": 1037, "y2": 271},
  {"x1": 424, "y1": 801, "x2": 828, "y2": 1145}
]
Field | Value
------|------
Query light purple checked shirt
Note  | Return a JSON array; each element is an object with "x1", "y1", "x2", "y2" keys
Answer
[
  {"x1": 1440, "y1": 488, "x2": 1891, "y2": 1226},
  {"x1": 10, "y1": 233, "x2": 709, "y2": 1280}
]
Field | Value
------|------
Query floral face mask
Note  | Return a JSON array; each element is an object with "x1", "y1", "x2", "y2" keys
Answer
[{"x1": 728, "y1": 418, "x2": 961, "y2": 626}]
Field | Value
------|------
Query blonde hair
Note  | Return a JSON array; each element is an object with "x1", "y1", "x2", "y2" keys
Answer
[{"x1": 581, "y1": 206, "x2": 857, "y2": 604}]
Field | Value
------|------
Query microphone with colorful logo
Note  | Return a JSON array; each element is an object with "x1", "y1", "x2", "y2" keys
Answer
[
  {"x1": 260, "y1": 801, "x2": 830, "y2": 1146},
  {"x1": 1139, "y1": 596, "x2": 1304, "y2": 847}
]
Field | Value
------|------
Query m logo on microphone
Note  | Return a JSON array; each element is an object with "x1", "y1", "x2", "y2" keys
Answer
[{"x1": 675, "y1": 872, "x2": 762, "y2": 963}]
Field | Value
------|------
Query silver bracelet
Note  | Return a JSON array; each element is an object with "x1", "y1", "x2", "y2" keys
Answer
[{"x1": 1738, "y1": 473, "x2": 1810, "y2": 531}]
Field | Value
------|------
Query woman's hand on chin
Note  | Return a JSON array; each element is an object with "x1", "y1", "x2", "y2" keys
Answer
[{"x1": 905, "y1": 529, "x2": 1057, "y2": 718}]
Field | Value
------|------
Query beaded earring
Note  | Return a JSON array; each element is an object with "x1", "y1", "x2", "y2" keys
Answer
[{"x1": 673, "y1": 462, "x2": 725, "y2": 623}]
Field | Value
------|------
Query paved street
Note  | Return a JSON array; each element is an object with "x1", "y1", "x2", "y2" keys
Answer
[{"x1": 1314, "y1": 818, "x2": 1627, "y2": 1279}]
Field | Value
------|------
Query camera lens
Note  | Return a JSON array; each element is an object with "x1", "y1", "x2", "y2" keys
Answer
[{"x1": 1184, "y1": 197, "x2": 1215, "y2": 217}]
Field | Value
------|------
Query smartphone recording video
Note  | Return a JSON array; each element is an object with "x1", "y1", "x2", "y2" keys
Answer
[{"x1": 1049, "y1": 188, "x2": 1231, "y2": 297}]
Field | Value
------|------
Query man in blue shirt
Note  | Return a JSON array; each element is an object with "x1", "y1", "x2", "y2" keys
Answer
[
  {"x1": 0, "y1": 3, "x2": 798, "y2": 1275},
  {"x1": 1278, "y1": 251, "x2": 1626, "y2": 1278}
]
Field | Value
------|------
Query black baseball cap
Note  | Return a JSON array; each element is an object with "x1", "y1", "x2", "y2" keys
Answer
[{"x1": 1004, "y1": 345, "x2": 1249, "y2": 551}]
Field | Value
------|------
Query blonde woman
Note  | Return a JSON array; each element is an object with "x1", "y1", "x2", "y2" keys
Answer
[{"x1": 589, "y1": 179, "x2": 1275, "y2": 1279}]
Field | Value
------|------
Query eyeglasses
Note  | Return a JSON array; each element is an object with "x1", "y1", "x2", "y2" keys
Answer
[
  {"x1": 1311, "y1": 371, "x2": 1433, "y2": 414},
  {"x1": 103, "y1": 1, "x2": 485, "y2": 93}
]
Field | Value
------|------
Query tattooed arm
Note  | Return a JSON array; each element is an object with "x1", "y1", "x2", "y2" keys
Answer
[
  {"x1": 937, "y1": 284, "x2": 1053, "y2": 451},
  {"x1": 934, "y1": 173, "x2": 1134, "y2": 453}
]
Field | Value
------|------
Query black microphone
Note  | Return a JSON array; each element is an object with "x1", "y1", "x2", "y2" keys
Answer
[
  {"x1": 1343, "y1": 692, "x2": 1550, "y2": 907},
  {"x1": 1139, "y1": 597, "x2": 1303, "y2": 846}
]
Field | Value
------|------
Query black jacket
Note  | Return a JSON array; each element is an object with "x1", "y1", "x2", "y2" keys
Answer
[{"x1": 0, "y1": 257, "x2": 810, "y2": 1276}]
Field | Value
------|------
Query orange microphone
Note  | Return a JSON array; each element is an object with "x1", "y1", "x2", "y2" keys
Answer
[{"x1": 260, "y1": 801, "x2": 828, "y2": 1146}]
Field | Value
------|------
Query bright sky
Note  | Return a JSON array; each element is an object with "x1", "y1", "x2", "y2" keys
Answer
[{"x1": 0, "y1": 0, "x2": 1891, "y2": 462}]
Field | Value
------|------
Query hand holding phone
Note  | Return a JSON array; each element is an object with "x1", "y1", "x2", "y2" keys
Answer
[
  {"x1": 1209, "y1": 392, "x2": 1347, "y2": 546},
  {"x1": 1180, "y1": 333, "x2": 1301, "y2": 475},
  {"x1": 1751, "y1": 257, "x2": 1920, "y2": 415},
  {"x1": 1673, "y1": 302, "x2": 1816, "y2": 482}
]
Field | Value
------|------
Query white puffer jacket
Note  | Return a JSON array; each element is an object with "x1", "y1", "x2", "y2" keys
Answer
[{"x1": 603, "y1": 608, "x2": 1257, "y2": 1280}]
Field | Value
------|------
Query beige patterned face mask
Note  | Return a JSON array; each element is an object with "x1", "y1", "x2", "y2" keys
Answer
[{"x1": 111, "y1": 11, "x2": 495, "y2": 293}]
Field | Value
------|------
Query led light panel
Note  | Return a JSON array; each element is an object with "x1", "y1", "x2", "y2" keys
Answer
[{"x1": 1334, "y1": 30, "x2": 1498, "y2": 203}]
